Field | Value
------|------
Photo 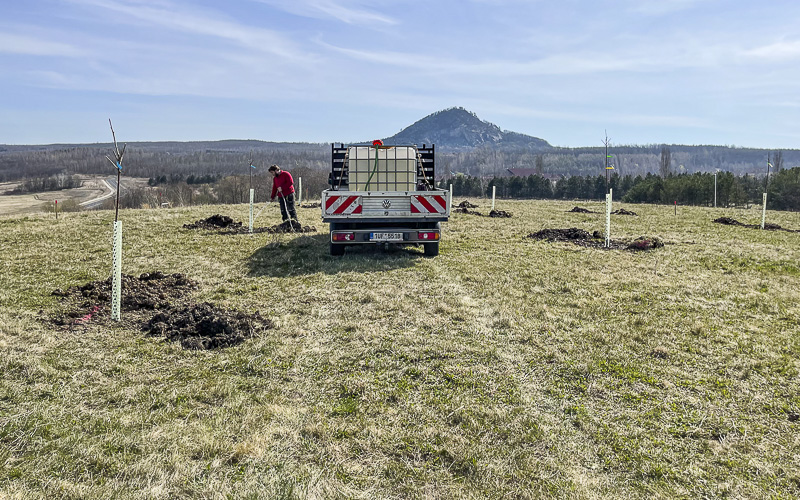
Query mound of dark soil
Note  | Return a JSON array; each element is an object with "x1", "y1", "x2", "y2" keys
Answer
[
  {"x1": 300, "y1": 202, "x2": 322, "y2": 208},
  {"x1": 527, "y1": 228, "x2": 664, "y2": 251},
  {"x1": 612, "y1": 208, "x2": 638, "y2": 216},
  {"x1": 145, "y1": 302, "x2": 274, "y2": 350},
  {"x1": 186, "y1": 216, "x2": 317, "y2": 234},
  {"x1": 184, "y1": 214, "x2": 242, "y2": 230},
  {"x1": 457, "y1": 201, "x2": 479, "y2": 208},
  {"x1": 626, "y1": 237, "x2": 664, "y2": 251},
  {"x1": 225, "y1": 220, "x2": 317, "y2": 234},
  {"x1": 261, "y1": 220, "x2": 316, "y2": 234},
  {"x1": 50, "y1": 272, "x2": 272, "y2": 350},
  {"x1": 453, "y1": 207, "x2": 483, "y2": 216},
  {"x1": 52, "y1": 272, "x2": 198, "y2": 316},
  {"x1": 528, "y1": 228, "x2": 592, "y2": 241},
  {"x1": 713, "y1": 217, "x2": 742, "y2": 226},
  {"x1": 489, "y1": 210, "x2": 512, "y2": 218},
  {"x1": 567, "y1": 206, "x2": 596, "y2": 213},
  {"x1": 712, "y1": 217, "x2": 797, "y2": 232}
]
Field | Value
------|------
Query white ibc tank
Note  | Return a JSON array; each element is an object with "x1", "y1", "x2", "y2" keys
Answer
[{"x1": 348, "y1": 146, "x2": 417, "y2": 192}]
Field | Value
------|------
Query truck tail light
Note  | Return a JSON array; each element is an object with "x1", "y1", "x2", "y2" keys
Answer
[
  {"x1": 332, "y1": 232, "x2": 355, "y2": 242},
  {"x1": 417, "y1": 231, "x2": 439, "y2": 241}
]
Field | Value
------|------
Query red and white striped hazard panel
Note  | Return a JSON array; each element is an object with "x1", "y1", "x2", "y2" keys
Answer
[
  {"x1": 410, "y1": 194, "x2": 447, "y2": 214},
  {"x1": 325, "y1": 195, "x2": 363, "y2": 215}
]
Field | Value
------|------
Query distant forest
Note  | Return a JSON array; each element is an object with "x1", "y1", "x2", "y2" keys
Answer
[
  {"x1": 2, "y1": 141, "x2": 797, "y2": 183},
  {"x1": 2, "y1": 141, "x2": 799, "y2": 211},
  {"x1": 443, "y1": 168, "x2": 800, "y2": 211}
]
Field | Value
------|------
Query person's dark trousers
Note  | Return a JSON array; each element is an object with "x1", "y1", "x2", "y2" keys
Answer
[{"x1": 279, "y1": 193, "x2": 298, "y2": 221}]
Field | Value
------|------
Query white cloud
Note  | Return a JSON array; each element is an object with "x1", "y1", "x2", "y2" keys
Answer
[
  {"x1": 66, "y1": 0, "x2": 309, "y2": 60},
  {"x1": 744, "y1": 40, "x2": 800, "y2": 62},
  {"x1": 252, "y1": 0, "x2": 398, "y2": 25},
  {"x1": 629, "y1": 0, "x2": 711, "y2": 16},
  {"x1": 0, "y1": 32, "x2": 85, "y2": 57}
]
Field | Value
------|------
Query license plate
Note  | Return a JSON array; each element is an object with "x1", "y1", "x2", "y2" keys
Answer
[{"x1": 370, "y1": 232, "x2": 403, "y2": 241}]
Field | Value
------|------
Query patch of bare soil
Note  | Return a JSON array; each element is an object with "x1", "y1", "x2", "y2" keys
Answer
[
  {"x1": 567, "y1": 206, "x2": 596, "y2": 213},
  {"x1": 527, "y1": 228, "x2": 664, "y2": 251},
  {"x1": 300, "y1": 202, "x2": 321, "y2": 208},
  {"x1": 713, "y1": 217, "x2": 797, "y2": 232},
  {"x1": 528, "y1": 228, "x2": 593, "y2": 241},
  {"x1": 145, "y1": 302, "x2": 273, "y2": 350},
  {"x1": 625, "y1": 236, "x2": 664, "y2": 251},
  {"x1": 612, "y1": 208, "x2": 638, "y2": 216},
  {"x1": 453, "y1": 207, "x2": 483, "y2": 215},
  {"x1": 184, "y1": 215, "x2": 316, "y2": 234},
  {"x1": 248, "y1": 220, "x2": 317, "y2": 234},
  {"x1": 489, "y1": 210, "x2": 512, "y2": 218},
  {"x1": 50, "y1": 272, "x2": 272, "y2": 349},
  {"x1": 457, "y1": 201, "x2": 479, "y2": 208},
  {"x1": 183, "y1": 214, "x2": 241, "y2": 230},
  {"x1": 52, "y1": 272, "x2": 197, "y2": 315}
]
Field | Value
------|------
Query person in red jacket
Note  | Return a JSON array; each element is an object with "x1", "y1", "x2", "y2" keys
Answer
[{"x1": 269, "y1": 164, "x2": 298, "y2": 222}]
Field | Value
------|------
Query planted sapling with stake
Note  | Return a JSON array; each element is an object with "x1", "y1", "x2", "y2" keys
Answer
[{"x1": 105, "y1": 119, "x2": 126, "y2": 321}]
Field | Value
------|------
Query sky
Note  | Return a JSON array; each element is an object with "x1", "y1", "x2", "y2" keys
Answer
[{"x1": 2, "y1": 0, "x2": 800, "y2": 148}]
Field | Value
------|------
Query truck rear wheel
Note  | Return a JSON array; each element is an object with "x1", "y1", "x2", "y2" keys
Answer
[
  {"x1": 330, "y1": 243, "x2": 345, "y2": 256},
  {"x1": 423, "y1": 242, "x2": 439, "y2": 257}
]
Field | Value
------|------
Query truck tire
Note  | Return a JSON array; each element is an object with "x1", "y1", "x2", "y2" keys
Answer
[
  {"x1": 330, "y1": 243, "x2": 345, "y2": 256},
  {"x1": 423, "y1": 242, "x2": 439, "y2": 257}
]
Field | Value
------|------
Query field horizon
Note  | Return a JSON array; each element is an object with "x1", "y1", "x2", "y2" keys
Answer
[{"x1": 1, "y1": 199, "x2": 798, "y2": 498}]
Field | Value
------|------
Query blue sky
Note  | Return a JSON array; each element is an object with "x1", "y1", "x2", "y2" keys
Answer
[{"x1": 2, "y1": 0, "x2": 799, "y2": 148}]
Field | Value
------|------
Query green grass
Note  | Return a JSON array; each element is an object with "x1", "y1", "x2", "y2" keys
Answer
[{"x1": 1, "y1": 200, "x2": 799, "y2": 499}]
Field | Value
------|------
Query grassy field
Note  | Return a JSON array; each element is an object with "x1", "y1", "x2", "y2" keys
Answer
[{"x1": 1, "y1": 199, "x2": 799, "y2": 499}]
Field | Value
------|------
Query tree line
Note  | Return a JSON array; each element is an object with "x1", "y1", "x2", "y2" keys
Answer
[
  {"x1": 2, "y1": 141, "x2": 798, "y2": 184},
  {"x1": 440, "y1": 167, "x2": 800, "y2": 210},
  {"x1": 9, "y1": 174, "x2": 82, "y2": 194}
]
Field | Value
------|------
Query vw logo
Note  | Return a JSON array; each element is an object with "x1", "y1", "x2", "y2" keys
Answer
[{"x1": 382, "y1": 199, "x2": 392, "y2": 209}]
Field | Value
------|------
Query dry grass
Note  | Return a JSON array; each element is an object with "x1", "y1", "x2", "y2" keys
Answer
[{"x1": 1, "y1": 199, "x2": 799, "y2": 499}]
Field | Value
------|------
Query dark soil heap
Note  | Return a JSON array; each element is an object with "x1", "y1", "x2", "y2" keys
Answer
[
  {"x1": 50, "y1": 272, "x2": 273, "y2": 350},
  {"x1": 713, "y1": 217, "x2": 795, "y2": 232},
  {"x1": 145, "y1": 302, "x2": 274, "y2": 350},
  {"x1": 52, "y1": 272, "x2": 197, "y2": 314},
  {"x1": 184, "y1": 215, "x2": 316, "y2": 234},
  {"x1": 612, "y1": 208, "x2": 638, "y2": 216},
  {"x1": 489, "y1": 210, "x2": 512, "y2": 218},
  {"x1": 262, "y1": 220, "x2": 316, "y2": 234},
  {"x1": 528, "y1": 228, "x2": 592, "y2": 241},
  {"x1": 527, "y1": 228, "x2": 664, "y2": 251},
  {"x1": 300, "y1": 202, "x2": 322, "y2": 208},
  {"x1": 453, "y1": 207, "x2": 483, "y2": 215},
  {"x1": 183, "y1": 214, "x2": 242, "y2": 230},
  {"x1": 457, "y1": 201, "x2": 479, "y2": 208},
  {"x1": 626, "y1": 237, "x2": 664, "y2": 251},
  {"x1": 713, "y1": 217, "x2": 742, "y2": 226},
  {"x1": 567, "y1": 206, "x2": 596, "y2": 213}
]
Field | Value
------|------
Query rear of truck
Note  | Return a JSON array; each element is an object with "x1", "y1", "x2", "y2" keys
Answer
[{"x1": 321, "y1": 143, "x2": 450, "y2": 256}]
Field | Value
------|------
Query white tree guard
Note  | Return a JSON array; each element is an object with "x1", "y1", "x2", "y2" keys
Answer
[
  {"x1": 492, "y1": 186, "x2": 496, "y2": 211},
  {"x1": 605, "y1": 189, "x2": 613, "y2": 248},
  {"x1": 761, "y1": 192, "x2": 767, "y2": 230},
  {"x1": 249, "y1": 188, "x2": 254, "y2": 234},
  {"x1": 449, "y1": 183, "x2": 453, "y2": 208},
  {"x1": 111, "y1": 221, "x2": 122, "y2": 321},
  {"x1": 298, "y1": 177, "x2": 302, "y2": 205}
]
